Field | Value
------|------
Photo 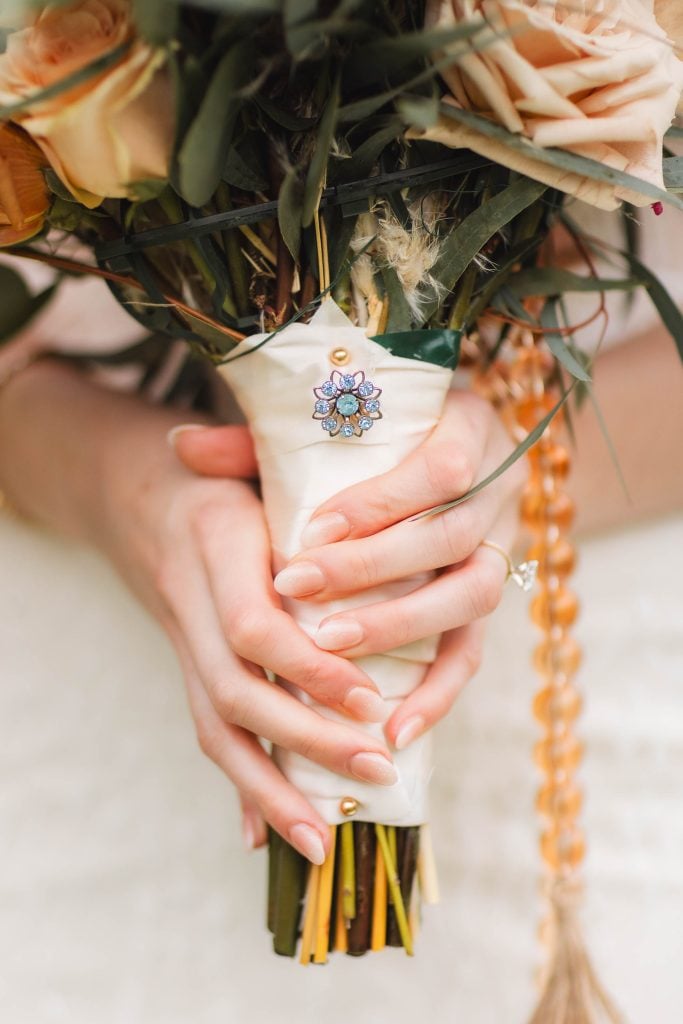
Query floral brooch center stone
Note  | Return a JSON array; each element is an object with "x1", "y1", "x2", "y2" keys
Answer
[{"x1": 312, "y1": 370, "x2": 382, "y2": 439}]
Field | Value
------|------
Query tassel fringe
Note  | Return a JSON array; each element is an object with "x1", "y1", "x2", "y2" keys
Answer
[{"x1": 528, "y1": 879, "x2": 623, "y2": 1024}]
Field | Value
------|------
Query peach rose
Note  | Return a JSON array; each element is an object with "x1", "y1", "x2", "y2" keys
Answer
[
  {"x1": 414, "y1": 0, "x2": 683, "y2": 210},
  {"x1": 0, "y1": 1, "x2": 174, "y2": 206},
  {"x1": 0, "y1": 123, "x2": 49, "y2": 246}
]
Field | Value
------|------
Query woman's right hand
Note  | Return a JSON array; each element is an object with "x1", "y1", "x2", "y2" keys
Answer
[{"x1": 100, "y1": 420, "x2": 396, "y2": 866}]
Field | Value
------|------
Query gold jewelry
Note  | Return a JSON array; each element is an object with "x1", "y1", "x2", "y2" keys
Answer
[{"x1": 480, "y1": 539, "x2": 538, "y2": 591}]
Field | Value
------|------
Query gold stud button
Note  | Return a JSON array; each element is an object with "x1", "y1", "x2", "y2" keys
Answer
[
  {"x1": 340, "y1": 796, "x2": 359, "y2": 817},
  {"x1": 329, "y1": 347, "x2": 351, "y2": 367}
]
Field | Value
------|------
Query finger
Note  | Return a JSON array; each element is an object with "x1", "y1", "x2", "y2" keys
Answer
[
  {"x1": 240, "y1": 795, "x2": 268, "y2": 850},
  {"x1": 384, "y1": 621, "x2": 487, "y2": 750},
  {"x1": 300, "y1": 391, "x2": 490, "y2": 548},
  {"x1": 180, "y1": 650, "x2": 333, "y2": 864},
  {"x1": 275, "y1": 429, "x2": 522, "y2": 601},
  {"x1": 275, "y1": 487, "x2": 501, "y2": 601},
  {"x1": 195, "y1": 499, "x2": 387, "y2": 722},
  {"x1": 312, "y1": 544, "x2": 508, "y2": 656},
  {"x1": 169, "y1": 424, "x2": 258, "y2": 478},
  {"x1": 161, "y1": 551, "x2": 398, "y2": 786}
]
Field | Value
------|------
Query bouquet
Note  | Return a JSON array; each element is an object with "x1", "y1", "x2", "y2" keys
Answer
[{"x1": 1, "y1": 0, "x2": 682, "y2": 1018}]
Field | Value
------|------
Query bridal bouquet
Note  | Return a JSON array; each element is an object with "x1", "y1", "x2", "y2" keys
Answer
[{"x1": 1, "y1": 0, "x2": 682, "y2": 1016}]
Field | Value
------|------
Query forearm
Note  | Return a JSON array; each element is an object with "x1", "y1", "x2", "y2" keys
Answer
[
  {"x1": 567, "y1": 327, "x2": 683, "y2": 535},
  {"x1": 0, "y1": 359, "x2": 199, "y2": 548}
]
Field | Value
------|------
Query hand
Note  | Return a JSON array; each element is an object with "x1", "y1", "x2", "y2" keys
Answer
[
  {"x1": 98, "y1": 421, "x2": 399, "y2": 867},
  {"x1": 177, "y1": 391, "x2": 524, "y2": 755}
]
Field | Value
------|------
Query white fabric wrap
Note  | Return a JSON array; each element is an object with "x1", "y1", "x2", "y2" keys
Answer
[{"x1": 218, "y1": 301, "x2": 453, "y2": 826}]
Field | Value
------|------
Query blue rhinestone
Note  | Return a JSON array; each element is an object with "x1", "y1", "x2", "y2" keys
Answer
[
  {"x1": 337, "y1": 394, "x2": 359, "y2": 416},
  {"x1": 340, "y1": 423, "x2": 355, "y2": 438},
  {"x1": 358, "y1": 381, "x2": 374, "y2": 397},
  {"x1": 341, "y1": 374, "x2": 356, "y2": 391},
  {"x1": 358, "y1": 417, "x2": 373, "y2": 431},
  {"x1": 315, "y1": 399, "x2": 331, "y2": 414},
  {"x1": 364, "y1": 398, "x2": 380, "y2": 413},
  {"x1": 321, "y1": 381, "x2": 337, "y2": 397},
  {"x1": 321, "y1": 417, "x2": 337, "y2": 432}
]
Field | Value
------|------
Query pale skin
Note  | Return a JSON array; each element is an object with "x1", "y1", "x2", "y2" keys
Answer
[{"x1": 0, "y1": 324, "x2": 680, "y2": 863}]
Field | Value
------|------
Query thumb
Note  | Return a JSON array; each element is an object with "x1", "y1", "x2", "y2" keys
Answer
[{"x1": 168, "y1": 424, "x2": 258, "y2": 478}]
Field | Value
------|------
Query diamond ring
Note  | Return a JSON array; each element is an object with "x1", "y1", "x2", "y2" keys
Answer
[{"x1": 480, "y1": 539, "x2": 538, "y2": 592}]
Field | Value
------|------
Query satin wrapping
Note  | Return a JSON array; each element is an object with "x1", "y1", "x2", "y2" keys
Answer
[{"x1": 218, "y1": 301, "x2": 453, "y2": 825}]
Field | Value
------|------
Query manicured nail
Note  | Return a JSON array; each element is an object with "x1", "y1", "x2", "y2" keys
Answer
[
  {"x1": 301, "y1": 512, "x2": 350, "y2": 549},
  {"x1": 315, "y1": 617, "x2": 364, "y2": 651},
  {"x1": 343, "y1": 686, "x2": 386, "y2": 723},
  {"x1": 348, "y1": 752, "x2": 398, "y2": 787},
  {"x1": 289, "y1": 823, "x2": 326, "y2": 865},
  {"x1": 242, "y1": 814, "x2": 256, "y2": 852},
  {"x1": 394, "y1": 715, "x2": 426, "y2": 751},
  {"x1": 166, "y1": 423, "x2": 206, "y2": 449},
  {"x1": 273, "y1": 562, "x2": 325, "y2": 597}
]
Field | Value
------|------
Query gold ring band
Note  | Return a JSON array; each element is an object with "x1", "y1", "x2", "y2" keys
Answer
[{"x1": 480, "y1": 539, "x2": 538, "y2": 592}]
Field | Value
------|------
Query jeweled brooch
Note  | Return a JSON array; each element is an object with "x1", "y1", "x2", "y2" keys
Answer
[{"x1": 312, "y1": 370, "x2": 382, "y2": 438}]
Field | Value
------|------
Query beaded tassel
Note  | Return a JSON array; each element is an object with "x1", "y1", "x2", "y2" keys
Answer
[{"x1": 504, "y1": 334, "x2": 622, "y2": 1023}]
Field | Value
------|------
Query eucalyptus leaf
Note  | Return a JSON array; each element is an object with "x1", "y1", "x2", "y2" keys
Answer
[
  {"x1": 302, "y1": 73, "x2": 340, "y2": 227},
  {"x1": 371, "y1": 328, "x2": 461, "y2": 369},
  {"x1": 177, "y1": 40, "x2": 256, "y2": 206},
  {"x1": 620, "y1": 250, "x2": 683, "y2": 363},
  {"x1": 254, "y1": 95, "x2": 317, "y2": 131},
  {"x1": 381, "y1": 266, "x2": 413, "y2": 332},
  {"x1": 278, "y1": 166, "x2": 305, "y2": 261},
  {"x1": 540, "y1": 299, "x2": 591, "y2": 382},
  {"x1": 415, "y1": 383, "x2": 576, "y2": 519},
  {"x1": 507, "y1": 268, "x2": 640, "y2": 297},
  {"x1": 330, "y1": 117, "x2": 402, "y2": 184},
  {"x1": 438, "y1": 104, "x2": 683, "y2": 212},
  {"x1": 223, "y1": 144, "x2": 268, "y2": 192},
  {"x1": 663, "y1": 156, "x2": 683, "y2": 193},
  {"x1": 0, "y1": 268, "x2": 56, "y2": 344},
  {"x1": 132, "y1": 0, "x2": 179, "y2": 44},
  {"x1": 420, "y1": 177, "x2": 547, "y2": 323}
]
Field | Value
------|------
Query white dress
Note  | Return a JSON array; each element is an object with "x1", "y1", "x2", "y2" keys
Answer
[{"x1": 0, "y1": 212, "x2": 682, "y2": 1023}]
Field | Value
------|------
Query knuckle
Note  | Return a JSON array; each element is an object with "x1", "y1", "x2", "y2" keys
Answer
[
  {"x1": 227, "y1": 607, "x2": 267, "y2": 654},
  {"x1": 289, "y1": 657, "x2": 329, "y2": 697},
  {"x1": 347, "y1": 545, "x2": 380, "y2": 589},
  {"x1": 461, "y1": 639, "x2": 483, "y2": 678},
  {"x1": 195, "y1": 722, "x2": 221, "y2": 760},
  {"x1": 212, "y1": 682, "x2": 240, "y2": 724}
]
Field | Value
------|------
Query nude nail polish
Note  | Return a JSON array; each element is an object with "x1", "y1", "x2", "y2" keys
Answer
[
  {"x1": 315, "y1": 618, "x2": 364, "y2": 651},
  {"x1": 348, "y1": 752, "x2": 398, "y2": 786},
  {"x1": 289, "y1": 823, "x2": 326, "y2": 865},
  {"x1": 343, "y1": 686, "x2": 386, "y2": 723},
  {"x1": 394, "y1": 715, "x2": 426, "y2": 751},
  {"x1": 300, "y1": 512, "x2": 350, "y2": 549},
  {"x1": 273, "y1": 562, "x2": 325, "y2": 597}
]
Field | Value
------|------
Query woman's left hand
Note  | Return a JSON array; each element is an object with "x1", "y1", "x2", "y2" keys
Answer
[{"x1": 173, "y1": 389, "x2": 524, "y2": 754}]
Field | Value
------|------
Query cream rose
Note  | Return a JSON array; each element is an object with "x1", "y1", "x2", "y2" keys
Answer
[
  {"x1": 415, "y1": 0, "x2": 683, "y2": 210},
  {"x1": 0, "y1": 1, "x2": 174, "y2": 206}
]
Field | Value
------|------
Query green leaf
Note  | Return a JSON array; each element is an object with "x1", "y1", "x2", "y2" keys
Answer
[
  {"x1": 330, "y1": 117, "x2": 402, "y2": 184},
  {"x1": 507, "y1": 268, "x2": 640, "y2": 297},
  {"x1": 540, "y1": 299, "x2": 591, "y2": 382},
  {"x1": 371, "y1": 327, "x2": 461, "y2": 369},
  {"x1": 223, "y1": 141, "x2": 268, "y2": 192},
  {"x1": 302, "y1": 73, "x2": 340, "y2": 227},
  {"x1": 420, "y1": 177, "x2": 547, "y2": 323},
  {"x1": 176, "y1": 40, "x2": 255, "y2": 206},
  {"x1": 438, "y1": 104, "x2": 683, "y2": 212},
  {"x1": 381, "y1": 266, "x2": 413, "y2": 332},
  {"x1": 128, "y1": 177, "x2": 170, "y2": 202},
  {"x1": 415, "y1": 383, "x2": 576, "y2": 519},
  {"x1": 278, "y1": 166, "x2": 305, "y2": 261},
  {"x1": 663, "y1": 156, "x2": 683, "y2": 193},
  {"x1": 620, "y1": 249, "x2": 683, "y2": 363},
  {"x1": 254, "y1": 94, "x2": 317, "y2": 131},
  {"x1": 0, "y1": 267, "x2": 56, "y2": 344},
  {"x1": 132, "y1": 0, "x2": 179, "y2": 44}
]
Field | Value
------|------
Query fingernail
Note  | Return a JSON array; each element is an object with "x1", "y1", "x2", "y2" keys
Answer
[
  {"x1": 167, "y1": 423, "x2": 206, "y2": 449},
  {"x1": 242, "y1": 815, "x2": 256, "y2": 852},
  {"x1": 301, "y1": 512, "x2": 350, "y2": 549},
  {"x1": 343, "y1": 686, "x2": 386, "y2": 723},
  {"x1": 273, "y1": 562, "x2": 325, "y2": 597},
  {"x1": 315, "y1": 617, "x2": 364, "y2": 651},
  {"x1": 348, "y1": 752, "x2": 398, "y2": 787},
  {"x1": 289, "y1": 823, "x2": 326, "y2": 865},
  {"x1": 394, "y1": 715, "x2": 426, "y2": 751}
]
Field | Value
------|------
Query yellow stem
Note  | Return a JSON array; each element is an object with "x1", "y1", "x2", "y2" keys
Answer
[
  {"x1": 370, "y1": 841, "x2": 387, "y2": 952},
  {"x1": 299, "y1": 865, "x2": 320, "y2": 966},
  {"x1": 313, "y1": 827, "x2": 337, "y2": 964},
  {"x1": 375, "y1": 825, "x2": 413, "y2": 956}
]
